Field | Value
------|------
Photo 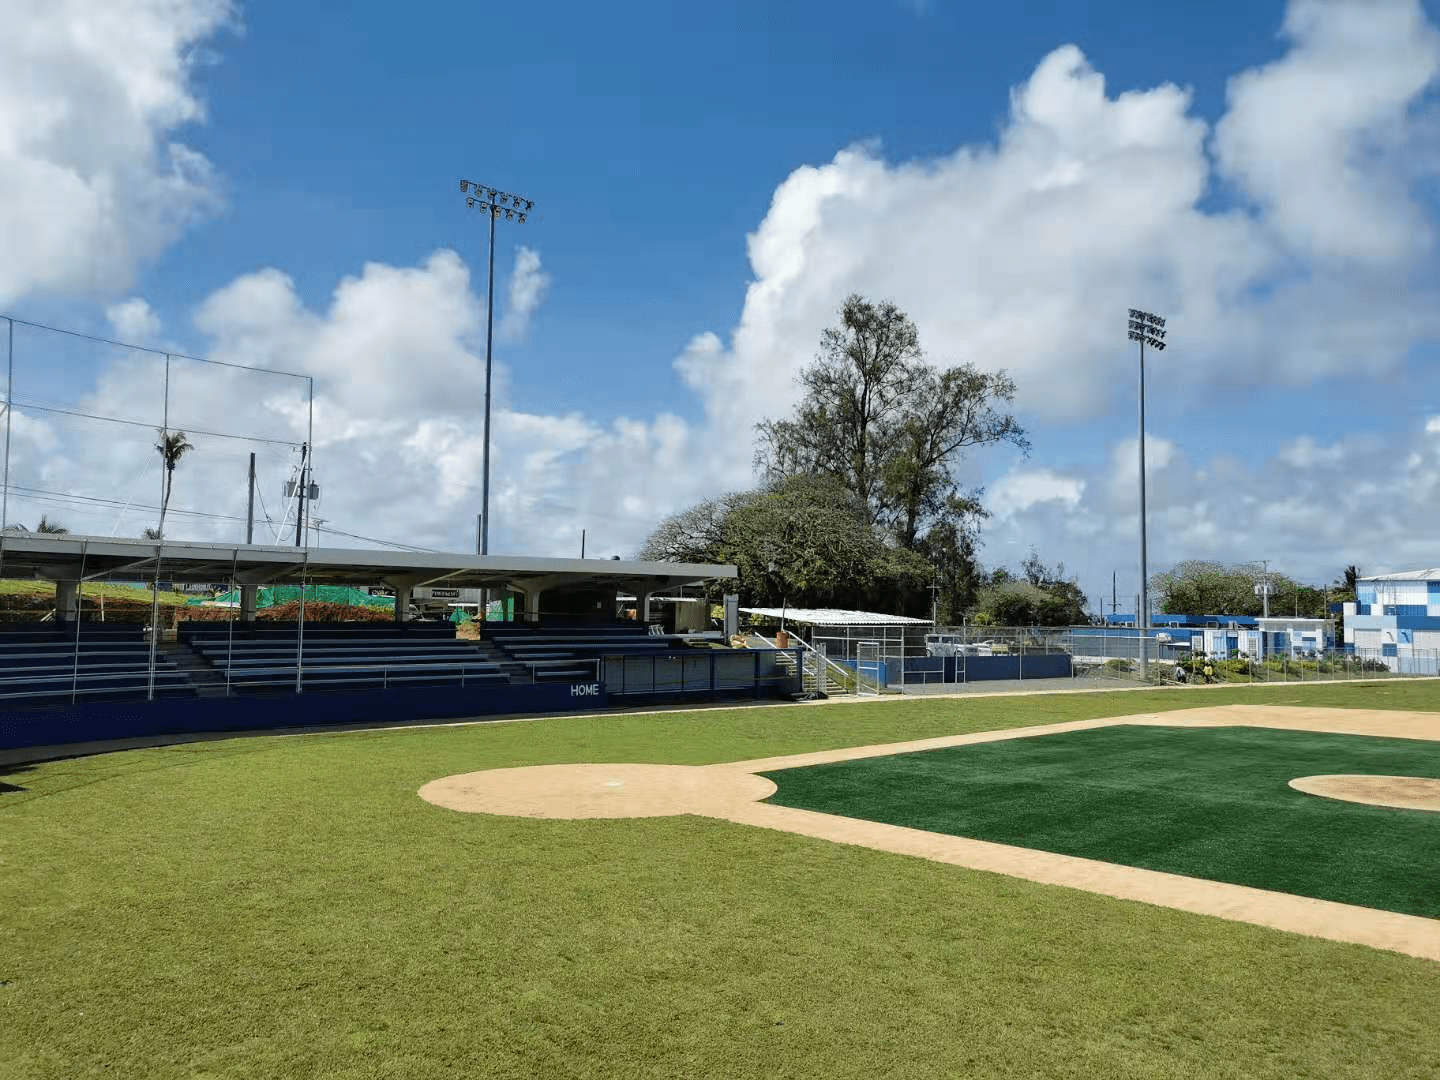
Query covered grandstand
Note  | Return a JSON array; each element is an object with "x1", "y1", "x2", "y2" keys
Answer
[{"x1": 0, "y1": 534, "x2": 801, "y2": 752}]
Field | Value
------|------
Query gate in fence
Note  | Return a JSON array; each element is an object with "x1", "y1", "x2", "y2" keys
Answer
[{"x1": 855, "y1": 640, "x2": 883, "y2": 696}]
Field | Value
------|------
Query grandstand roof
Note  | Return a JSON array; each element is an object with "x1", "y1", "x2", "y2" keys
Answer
[
  {"x1": 1362, "y1": 568, "x2": 1440, "y2": 581},
  {"x1": 0, "y1": 533, "x2": 735, "y2": 594}
]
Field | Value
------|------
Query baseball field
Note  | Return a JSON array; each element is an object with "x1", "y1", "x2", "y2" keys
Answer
[{"x1": 4, "y1": 681, "x2": 1440, "y2": 1078}]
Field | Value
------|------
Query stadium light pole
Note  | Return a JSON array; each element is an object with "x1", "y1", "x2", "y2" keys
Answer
[
  {"x1": 1127, "y1": 308, "x2": 1167, "y2": 681},
  {"x1": 459, "y1": 179, "x2": 534, "y2": 560}
]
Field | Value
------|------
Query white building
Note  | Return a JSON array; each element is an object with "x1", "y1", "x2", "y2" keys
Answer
[
  {"x1": 1191, "y1": 618, "x2": 1333, "y2": 659},
  {"x1": 1343, "y1": 569, "x2": 1440, "y2": 674}
]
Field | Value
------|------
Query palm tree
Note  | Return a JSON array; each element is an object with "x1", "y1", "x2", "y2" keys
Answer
[
  {"x1": 154, "y1": 429, "x2": 195, "y2": 539},
  {"x1": 35, "y1": 515, "x2": 68, "y2": 534},
  {"x1": 1331, "y1": 564, "x2": 1360, "y2": 600}
]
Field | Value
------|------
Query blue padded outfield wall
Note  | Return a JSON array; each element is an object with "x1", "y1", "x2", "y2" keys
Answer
[{"x1": 0, "y1": 680, "x2": 608, "y2": 751}]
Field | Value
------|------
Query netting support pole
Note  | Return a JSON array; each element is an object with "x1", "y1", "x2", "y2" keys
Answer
[
  {"x1": 2, "y1": 317, "x2": 12, "y2": 536},
  {"x1": 295, "y1": 551, "x2": 309, "y2": 695},
  {"x1": 305, "y1": 376, "x2": 314, "y2": 547},
  {"x1": 159, "y1": 354, "x2": 170, "y2": 536}
]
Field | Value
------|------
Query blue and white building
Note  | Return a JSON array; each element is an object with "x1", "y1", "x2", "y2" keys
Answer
[
  {"x1": 1344, "y1": 569, "x2": 1440, "y2": 673},
  {"x1": 1092, "y1": 613, "x2": 1334, "y2": 659}
]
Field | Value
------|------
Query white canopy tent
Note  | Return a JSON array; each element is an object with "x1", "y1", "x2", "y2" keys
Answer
[{"x1": 738, "y1": 607, "x2": 931, "y2": 627}]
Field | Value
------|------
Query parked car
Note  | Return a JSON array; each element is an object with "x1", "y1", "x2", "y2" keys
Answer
[{"x1": 925, "y1": 634, "x2": 994, "y2": 657}]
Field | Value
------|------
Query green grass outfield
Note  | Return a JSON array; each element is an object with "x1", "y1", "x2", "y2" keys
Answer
[
  {"x1": 762, "y1": 725, "x2": 1440, "y2": 917},
  {"x1": 3, "y1": 682, "x2": 1440, "y2": 1079}
]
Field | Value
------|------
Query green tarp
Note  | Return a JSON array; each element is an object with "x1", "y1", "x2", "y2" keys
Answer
[{"x1": 185, "y1": 585, "x2": 394, "y2": 608}]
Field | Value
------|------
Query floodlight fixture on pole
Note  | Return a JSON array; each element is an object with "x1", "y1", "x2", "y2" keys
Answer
[
  {"x1": 459, "y1": 178, "x2": 535, "y2": 560},
  {"x1": 1127, "y1": 308, "x2": 1167, "y2": 681}
]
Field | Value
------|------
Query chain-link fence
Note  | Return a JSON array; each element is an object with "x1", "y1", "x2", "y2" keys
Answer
[{"x1": 802, "y1": 622, "x2": 1437, "y2": 692}]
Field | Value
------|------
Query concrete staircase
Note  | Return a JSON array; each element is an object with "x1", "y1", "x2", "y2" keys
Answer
[
  {"x1": 158, "y1": 641, "x2": 230, "y2": 698},
  {"x1": 463, "y1": 638, "x2": 532, "y2": 684}
]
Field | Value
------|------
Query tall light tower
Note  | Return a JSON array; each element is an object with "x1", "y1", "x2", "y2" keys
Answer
[
  {"x1": 1127, "y1": 308, "x2": 1167, "y2": 679},
  {"x1": 459, "y1": 179, "x2": 534, "y2": 559}
]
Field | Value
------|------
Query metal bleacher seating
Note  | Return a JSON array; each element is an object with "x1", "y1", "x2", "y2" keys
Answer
[
  {"x1": 482, "y1": 622, "x2": 694, "y2": 683},
  {"x1": 177, "y1": 621, "x2": 510, "y2": 694},
  {"x1": 0, "y1": 622, "x2": 197, "y2": 704}
]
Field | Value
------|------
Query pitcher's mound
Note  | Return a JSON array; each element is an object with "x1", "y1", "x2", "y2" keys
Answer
[
  {"x1": 419, "y1": 763, "x2": 778, "y2": 820},
  {"x1": 1290, "y1": 774, "x2": 1440, "y2": 812}
]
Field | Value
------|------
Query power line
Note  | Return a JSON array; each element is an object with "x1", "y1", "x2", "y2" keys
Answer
[
  {"x1": 5, "y1": 484, "x2": 246, "y2": 524},
  {"x1": 307, "y1": 523, "x2": 440, "y2": 552},
  {"x1": 1, "y1": 313, "x2": 310, "y2": 380},
  {"x1": 4, "y1": 482, "x2": 438, "y2": 553},
  {"x1": 11, "y1": 399, "x2": 301, "y2": 449}
]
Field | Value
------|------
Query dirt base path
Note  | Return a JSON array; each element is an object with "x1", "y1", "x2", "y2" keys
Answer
[
  {"x1": 419, "y1": 704, "x2": 1440, "y2": 962},
  {"x1": 1290, "y1": 774, "x2": 1440, "y2": 811}
]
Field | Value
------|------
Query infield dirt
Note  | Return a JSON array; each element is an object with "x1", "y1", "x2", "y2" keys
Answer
[{"x1": 420, "y1": 704, "x2": 1440, "y2": 961}]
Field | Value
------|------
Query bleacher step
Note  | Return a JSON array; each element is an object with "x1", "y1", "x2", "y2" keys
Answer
[{"x1": 159, "y1": 642, "x2": 230, "y2": 698}]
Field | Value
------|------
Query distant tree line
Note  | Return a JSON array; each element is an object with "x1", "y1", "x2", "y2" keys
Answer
[{"x1": 1151, "y1": 561, "x2": 1358, "y2": 620}]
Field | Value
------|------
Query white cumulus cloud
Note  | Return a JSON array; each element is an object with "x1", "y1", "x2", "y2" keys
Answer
[
  {"x1": 1213, "y1": 0, "x2": 1440, "y2": 262},
  {"x1": 499, "y1": 247, "x2": 550, "y2": 342},
  {"x1": 0, "y1": 0, "x2": 232, "y2": 307},
  {"x1": 988, "y1": 469, "x2": 1085, "y2": 520},
  {"x1": 105, "y1": 298, "x2": 162, "y2": 344}
]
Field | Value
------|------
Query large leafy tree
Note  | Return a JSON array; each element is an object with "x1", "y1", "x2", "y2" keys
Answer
[
  {"x1": 755, "y1": 294, "x2": 1028, "y2": 550},
  {"x1": 970, "y1": 553, "x2": 1089, "y2": 627},
  {"x1": 647, "y1": 296, "x2": 1025, "y2": 619},
  {"x1": 912, "y1": 508, "x2": 985, "y2": 623},
  {"x1": 640, "y1": 474, "x2": 931, "y2": 610}
]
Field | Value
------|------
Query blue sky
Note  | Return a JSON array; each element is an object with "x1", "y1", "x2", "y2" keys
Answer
[
  {"x1": 3, "y1": 0, "x2": 1440, "y2": 614},
  {"x1": 136, "y1": 0, "x2": 1291, "y2": 416}
]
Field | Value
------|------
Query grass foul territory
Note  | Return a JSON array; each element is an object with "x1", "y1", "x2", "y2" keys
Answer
[{"x1": 2, "y1": 683, "x2": 1439, "y2": 1079}]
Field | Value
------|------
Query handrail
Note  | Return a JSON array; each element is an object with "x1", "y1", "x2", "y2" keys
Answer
[{"x1": 749, "y1": 631, "x2": 868, "y2": 693}]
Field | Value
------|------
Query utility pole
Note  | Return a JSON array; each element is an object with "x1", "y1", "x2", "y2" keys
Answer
[
  {"x1": 459, "y1": 179, "x2": 535, "y2": 558},
  {"x1": 246, "y1": 452, "x2": 256, "y2": 545},
  {"x1": 1257, "y1": 558, "x2": 1271, "y2": 618},
  {"x1": 293, "y1": 442, "x2": 308, "y2": 548},
  {"x1": 581, "y1": 528, "x2": 586, "y2": 559},
  {"x1": 1127, "y1": 308, "x2": 1168, "y2": 680}
]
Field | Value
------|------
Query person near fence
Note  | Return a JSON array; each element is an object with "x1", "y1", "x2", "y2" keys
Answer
[
  {"x1": 1202, "y1": 658, "x2": 1215, "y2": 684},
  {"x1": 1173, "y1": 663, "x2": 1187, "y2": 684}
]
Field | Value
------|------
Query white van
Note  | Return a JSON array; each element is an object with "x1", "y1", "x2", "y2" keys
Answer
[{"x1": 925, "y1": 634, "x2": 993, "y2": 657}]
